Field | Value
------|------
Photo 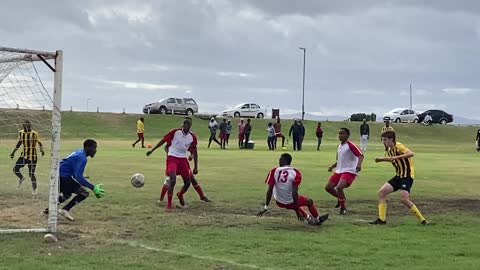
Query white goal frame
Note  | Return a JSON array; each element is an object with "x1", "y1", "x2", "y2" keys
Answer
[{"x1": 0, "y1": 46, "x2": 63, "y2": 234}]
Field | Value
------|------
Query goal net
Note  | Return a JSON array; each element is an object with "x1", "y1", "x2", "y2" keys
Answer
[{"x1": 0, "y1": 47, "x2": 63, "y2": 233}]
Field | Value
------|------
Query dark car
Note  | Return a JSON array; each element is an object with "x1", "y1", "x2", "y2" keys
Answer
[{"x1": 417, "y1": 110, "x2": 453, "y2": 125}]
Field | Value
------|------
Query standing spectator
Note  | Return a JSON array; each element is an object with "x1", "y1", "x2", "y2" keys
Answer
[
  {"x1": 273, "y1": 117, "x2": 286, "y2": 149},
  {"x1": 316, "y1": 122, "x2": 323, "y2": 151},
  {"x1": 266, "y1": 122, "x2": 275, "y2": 150},
  {"x1": 132, "y1": 117, "x2": 145, "y2": 148},
  {"x1": 476, "y1": 128, "x2": 480, "y2": 152},
  {"x1": 360, "y1": 119, "x2": 370, "y2": 152},
  {"x1": 299, "y1": 120, "x2": 306, "y2": 149},
  {"x1": 244, "y1": 119, "x2": 252, "y2": 149},
  {"x1": 226, "y1": 120, "x2": 232, "y2": 148},
  {"x1": 238, "y1": 119, "x2": 246, "y2": 149},
  {"x1": 208, "y1": 117, "x2": 221, "y2": 148},
  {"x1": 219, "y1": 118, "x2": 227, "y2": 149},
  {"x1": 289, "y1": 120, "x2": 302, "y2": 151}
]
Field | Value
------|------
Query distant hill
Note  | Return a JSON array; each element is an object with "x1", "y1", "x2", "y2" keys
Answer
[{"x1": 452, "y1": 115, "x2": 480, "y2": 125}]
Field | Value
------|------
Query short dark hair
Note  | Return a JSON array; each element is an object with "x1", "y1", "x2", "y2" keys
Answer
[
  {"x1": 83, "y1": 139, "x2": 97, "y2": 148},
  {"x1": 340, "y1": 127, "x2": 350, "y2": 136},
  {"x1": 268, "y1": 122, "x2": 273, "y2": 126},
  {"x1": 280, "y1": 153, "x2": 292, "y2": 165},
  {"x1": 381, "y1": 130, "x2": 396, "y2": 141}
]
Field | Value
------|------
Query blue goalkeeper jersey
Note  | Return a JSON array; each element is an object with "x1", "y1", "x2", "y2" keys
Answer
[{"x1": 59, "y1": 149, "x2": 94, "y2": 190}]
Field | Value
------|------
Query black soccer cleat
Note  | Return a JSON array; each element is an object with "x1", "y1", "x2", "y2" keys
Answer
[
  {"x1": 369, "y1": 218, "x2": 387, "y2": 225},
  {"x1": 316, "y1": 214, "x2": 329, "y2": 225},
  {"x1": 421, "y1": 220, "x2": 430, "y2": 225},
  {"x1": 200, "y1": 196, "x2": 211, "y2": 202},
  {"x1": 338, "y1": 208, "x2": 347, "y2": 215}
]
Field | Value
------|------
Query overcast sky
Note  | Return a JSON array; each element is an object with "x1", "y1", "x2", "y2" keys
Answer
[{"x1": 2, "y1": 0, "x2": 479, "y2": 118}]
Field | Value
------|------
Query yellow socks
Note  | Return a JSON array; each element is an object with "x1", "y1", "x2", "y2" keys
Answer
[
  {"x1": 410, "y1": 204, "x2": 426, "y2": 222},
  {"x1": 378, "y1": 202, "x2": 387, "y2": 221}
]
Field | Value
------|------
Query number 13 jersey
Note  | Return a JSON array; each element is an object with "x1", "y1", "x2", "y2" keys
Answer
[{"x1": 265, "y1": 166, "x2": 302, "y2": 204}]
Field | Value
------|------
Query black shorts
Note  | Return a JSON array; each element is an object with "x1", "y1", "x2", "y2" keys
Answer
[
  {"x1": 60, "y1": 176, "x2": 84, "y2": 196},
  {"x1": 388, "y1": 176, "x2": 414, "y2": 193}
]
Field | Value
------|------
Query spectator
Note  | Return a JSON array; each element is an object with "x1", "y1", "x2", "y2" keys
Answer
[
  {"x1": 360, "y1": 119, "x2": 370, "y2": 151},
  {"x1": 289, "y1": 119, "x2": 302, "y2": 151},
  {"x1": 219, "y1": 118, "x2": 228, "y2": 149},
  {"x1": 422, "y1": 112, "x2": 433, "y2": 126},
  {"x1": 273, "y1": 117, "x2": 286, "y2": 149},
  {"x1": 208, "y1": 117, "x2": 221, "y2": 148},
  {"x1": 238, "y1": 119, "x2": 246, "y2": 149},
  {"x1": 476, "y1": 128, "x2": 480, "y2": 152},
  {"x1": 266, "y1": 122, "x2": 275, "y2": 150},
  {"x1": 226, "y1": 120, "x2": 232, "y2": 148},
  {"x1": 244, "y1": 119, "x2": 252, "y2": 149},
  {"x1": 316, "y1": 122, "x2": 323, "y2": 151}
]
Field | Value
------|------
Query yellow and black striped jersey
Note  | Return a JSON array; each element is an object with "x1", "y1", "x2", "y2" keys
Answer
[
  {"x1": 386, "y1": 142, "x2": 414, "y2": 178},
  {"x1": 381, "y1": 126, "x2": 395, "y2": 133},
  {"x1": 18, "y1": 130, "x2": 41, "y2": 162}
]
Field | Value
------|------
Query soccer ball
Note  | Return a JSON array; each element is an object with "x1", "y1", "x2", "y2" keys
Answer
[
  {"x1": 147, "y1": 144, "x2": 153, "y2": 148},
  {"x1": 131, "y1": 173, "x2": 145, "y2": 188}
]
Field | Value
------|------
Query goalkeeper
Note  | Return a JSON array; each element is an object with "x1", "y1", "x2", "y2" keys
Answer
[{"x1": 42, "y1": 139, "x2": 104, "y2": 221}]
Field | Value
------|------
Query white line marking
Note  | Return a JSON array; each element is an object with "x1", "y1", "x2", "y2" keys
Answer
[{"x1": 114, "y1": 240, "x2": 277, "y2": 270}]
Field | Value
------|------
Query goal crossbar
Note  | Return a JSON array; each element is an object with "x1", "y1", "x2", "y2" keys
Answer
[{"x1": 0, "y1": 47, "x2": 57, "y2": 57}]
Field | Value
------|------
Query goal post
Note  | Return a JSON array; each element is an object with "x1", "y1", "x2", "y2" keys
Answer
[{"x1": 0, "y1": 47, "x2": 63, "y2": 234}]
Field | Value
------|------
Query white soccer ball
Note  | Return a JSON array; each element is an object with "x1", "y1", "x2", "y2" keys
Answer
[{"x1": 131, "y1": 173, "x2": 145, "y2": 188}]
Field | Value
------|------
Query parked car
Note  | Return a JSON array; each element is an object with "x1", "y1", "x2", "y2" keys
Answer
[
  {"x1": 417, "y1": 110, "x2": 453, "y2": 125},
  {"x1": 383, "y1": 108, "x2": 419, "y2": 123},
  {"x1": 222, "y1": 103, "x2": 265, "y2": 118},
  {"x1": 143, "y1": 98, "x2": 198, "y2": 115}
]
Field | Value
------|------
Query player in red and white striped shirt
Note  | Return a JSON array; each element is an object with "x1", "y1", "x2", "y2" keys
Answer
[
  {"x1": 147, "y1": 118, "x2": 198, "y2": 211},
  {"x1": 325, "y1": 128, "x2": 364, "y2": 215},
  {"x1": 258, "y1": 153, "x2": 329, "y2": 225}
]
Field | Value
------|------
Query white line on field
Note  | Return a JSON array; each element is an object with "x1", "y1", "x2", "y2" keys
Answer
[{"x1": 114, "y1": 240, "x2": 277, "y2": 270}]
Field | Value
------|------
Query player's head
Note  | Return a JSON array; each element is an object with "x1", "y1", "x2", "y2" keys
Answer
[
  {"x1": 338, "y1": 128, "x2": 350, "y2": 142},
  {"x1": 381, "y1": 131, "x2": 396, "y2": 148},
  {"x1": 279, "y1": 153, "x2": 292, "y2": 166},
  {"x1": 227, "y1": 120, "x2": 231, "y2": 124},
  {"x1": 23, "y1": 120, "x2": 32, "y2": 131},
  {"x1": 140, "y1": 117, "x2": 144, "y2": 122},
  {"x1": 183, "y1": 117, "x2": 193, "y2": 132},
  {"x1": 223, "y1": 118, "x2": 227, "y2": 122},
  {"x1": 363, "y1": 119, "x2": 367, "y2": 123},
  {"x1": 240, "y1": 118, "x2": 244, "y2": 123},
  {"x1": 83, "y1": 139, "x2": 97, "y2": 158},
  {"x1": 268, "y1": 122, "x2": 273, "y2": 127},
  {"x1": 384, "y1": 119, "x2": 390, "y2": 126},
  {"x1": 318, "y1": 122, "x2": 321, "y2": 127},
  {"x1": 247, "y1": 119, "x2": 251, "y2": 123}
]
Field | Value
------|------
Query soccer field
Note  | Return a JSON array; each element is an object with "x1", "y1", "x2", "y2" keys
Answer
[{"x1": 1, "y1": 115, "x2": 480, "y2": 270}]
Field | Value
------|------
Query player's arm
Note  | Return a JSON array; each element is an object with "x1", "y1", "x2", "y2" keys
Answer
[
  {"x1": 291, "y1": 184, "x2": 304, "y2": 222},
  {"x1": 191, "y1": 147, "x2": 198, "y2": 174},
  {"x1": 390, "y1": 150, "x2": 414, "y2": 161},
  {"x1": 36, "y1": 134, "x2": 45, "y2": 156},
  {"x1": 348, "y1": 142, "x2": 364, "y2": 172},
  {"x1": 74, "y1": 159, "x2": 104, "y2": 198},
  {"x1": 258, "y1": 183, "x2": 274, "y2": 217},
  {"x1": 289, "y1": 125, "x2": 293, "y2": 137},
  {"x1": 375, "y1": 157, "x2": 391, "y2": 163},
  {"x1": 10, "y1": 140, "x2": 22, "y2": 159},
  {"x1": 147, "y1": 138, "x2": 167, "y2": 156},
  {"x1": 328, "y1": 153, "x2": 338, "y2": 171}
]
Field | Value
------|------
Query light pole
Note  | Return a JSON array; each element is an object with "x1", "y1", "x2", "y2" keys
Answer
[
  {"x1": 86, "y1": 98, "x2": 92, "y2": 112},
  {"x1": 299, "y1": 47, "x2": 306, "y2": 121}
]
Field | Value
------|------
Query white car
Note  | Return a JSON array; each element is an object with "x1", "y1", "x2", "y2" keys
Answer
[
  {"x1": 222, "y1": 103, "x2": 265, "y2": 118},
  {"x1": 383, "y1": 108, "x2": 419, "y2": 123}
]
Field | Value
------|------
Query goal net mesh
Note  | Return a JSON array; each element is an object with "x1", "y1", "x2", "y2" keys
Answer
[{"x1": 0, "y1": 49, "x2": 58, "y2": 232}]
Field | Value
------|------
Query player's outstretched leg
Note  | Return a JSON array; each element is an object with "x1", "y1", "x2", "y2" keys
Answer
[
  {"x1": 13, "y1": 158, "x2": 25, "y2": 188},
  {"x1": 176, "y1": 175, "x2": 191, "y2": 207},
  {"x1": 400, "y1": 190, "x2": 429, "y2": 225},
  {"x1": 370, "y1": 183, "x2": 392, "y2": 225},
  {"x1": 191, "y1": 176, "x2": 210, "y2": 202},
  {"x1": 159, "y1": 177, "x2": 169, "y2": 202}
]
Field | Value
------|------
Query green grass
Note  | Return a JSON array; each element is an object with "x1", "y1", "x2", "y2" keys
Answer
[{"x1": 1, "y1": 112, "x2": 480, "y2": 269}]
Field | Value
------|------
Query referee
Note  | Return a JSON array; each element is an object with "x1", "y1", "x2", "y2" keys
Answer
[{"x1": 10, "y1": 120, "x2": 44, "y2": 194}]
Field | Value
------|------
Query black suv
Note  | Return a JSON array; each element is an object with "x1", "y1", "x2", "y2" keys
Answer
[{"x1": 417, "y1": 110, "x2": 453, "y2": 125}]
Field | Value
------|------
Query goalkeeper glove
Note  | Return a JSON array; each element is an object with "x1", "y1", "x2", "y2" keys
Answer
[{"x1": 93, "y1": 184, "x2": 105, "y2": 198}]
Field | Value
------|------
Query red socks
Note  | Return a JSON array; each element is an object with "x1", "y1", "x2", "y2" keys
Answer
[
  {"x1": 160, "y1": 184, "x2": 168, "y2": 201},
  {"x1": 339, "y1": 199, "x2": 346, "y2": 209},
  {"x1": 194, "y1": 185, "x2": 205, "y2": 198},
  {"x1": 167, "y1": 193, "x2": 173, "y2": 209},
  {"x1": 308, "y1": 205, "x2": 319, "y2": 219}
]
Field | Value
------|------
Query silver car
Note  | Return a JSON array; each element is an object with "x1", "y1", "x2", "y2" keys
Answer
[{"x1": 143, "y1": 98, "x2": 198, "y2": 116}]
